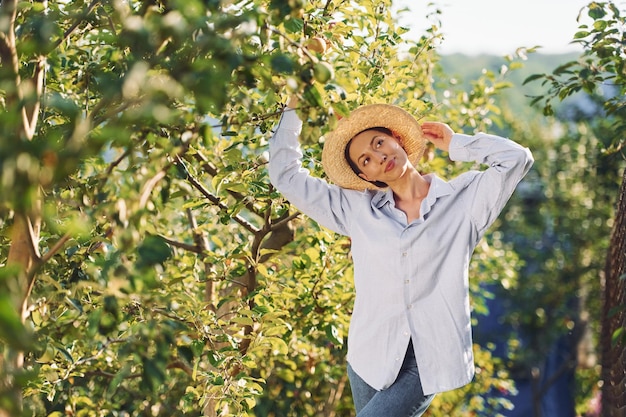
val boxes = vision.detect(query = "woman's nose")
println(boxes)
[374,152,387,164]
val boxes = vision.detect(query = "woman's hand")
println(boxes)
[421,121,454,152]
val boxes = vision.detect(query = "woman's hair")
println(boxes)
[344,127,391,189]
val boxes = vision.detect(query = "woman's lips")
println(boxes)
[385,158,395,172]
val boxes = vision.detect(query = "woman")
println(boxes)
[268,100,533,416]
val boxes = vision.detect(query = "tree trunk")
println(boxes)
[0,0,45,413]
[1,213,41,417]
[601,167,626,417]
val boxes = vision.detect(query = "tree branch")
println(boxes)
[271,211,300,232]
[186,206,210,252]
[98,148,131,190]
[177,156,259,234]
[90,96,142,128]
[22,57,46,139]
[158,234,202,254]
[50,0,101,52]
[40,233,72,264]
[0,0,18,73]
[208,108,286,130]
[190,152,264,218]
[265,24,318,64]
[139,168,169,209]
[24,215,42,261]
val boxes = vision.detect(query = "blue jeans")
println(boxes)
[347,341,435,417]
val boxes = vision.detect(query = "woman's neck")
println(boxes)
[389,169,430,204]
[388,169,430,223]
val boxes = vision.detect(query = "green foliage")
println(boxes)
[524,4,626,411]
[438,51,581,128]
[494,118,622,412]
[426,346,516,417]
[525,1,625,153]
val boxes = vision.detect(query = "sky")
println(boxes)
[393,0,600,55]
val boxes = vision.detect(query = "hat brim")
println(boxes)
[321,104,426,190]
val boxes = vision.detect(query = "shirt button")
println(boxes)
[401,252,408,257]
[395,357,401,362]
[404,331,409,336]
[407,304,412,309]
[404,279,410,284]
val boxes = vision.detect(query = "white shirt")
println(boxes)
[268,109,534,395]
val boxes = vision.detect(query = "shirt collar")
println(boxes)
[371,174,454,210]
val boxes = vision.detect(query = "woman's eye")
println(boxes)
[376,139,383,147]
[363,158,369,166]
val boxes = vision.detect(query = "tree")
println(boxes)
[0,0,536,416]
[526,2,626,416]
[0,0,301,414]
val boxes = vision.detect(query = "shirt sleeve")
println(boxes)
[268,108,361,236]
[448,132,534,235]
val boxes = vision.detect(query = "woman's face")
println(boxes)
[347,129,409,184]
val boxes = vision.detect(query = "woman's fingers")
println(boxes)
[421,122,453,151]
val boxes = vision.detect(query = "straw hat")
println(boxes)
[321,104,426,190]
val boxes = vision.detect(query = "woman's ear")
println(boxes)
[358,172,370,181]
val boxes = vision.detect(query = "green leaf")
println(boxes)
[107,363,132,399]
[283,17,304,34]
[270,54,294,74]
[137,234,173,268]
[53,343,74,363]
[65,297,83,313]
[611,327,624,347]
[523,73,544,85]
[593,20,608,31]
[253,305,270,315]
[574,30,590,39]
[178,345,194,364]
[266,336,288,355]
[332,101,350,118]
[303,84,323,108]
[231,316,254,326]
[553,61,577,75]
[207,350,223,367]
[588,3,607,19]
[211,375,225,386]
[142,357,166,392]
[325,323,343,345]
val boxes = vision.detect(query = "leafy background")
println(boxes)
[0,1,624,416]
